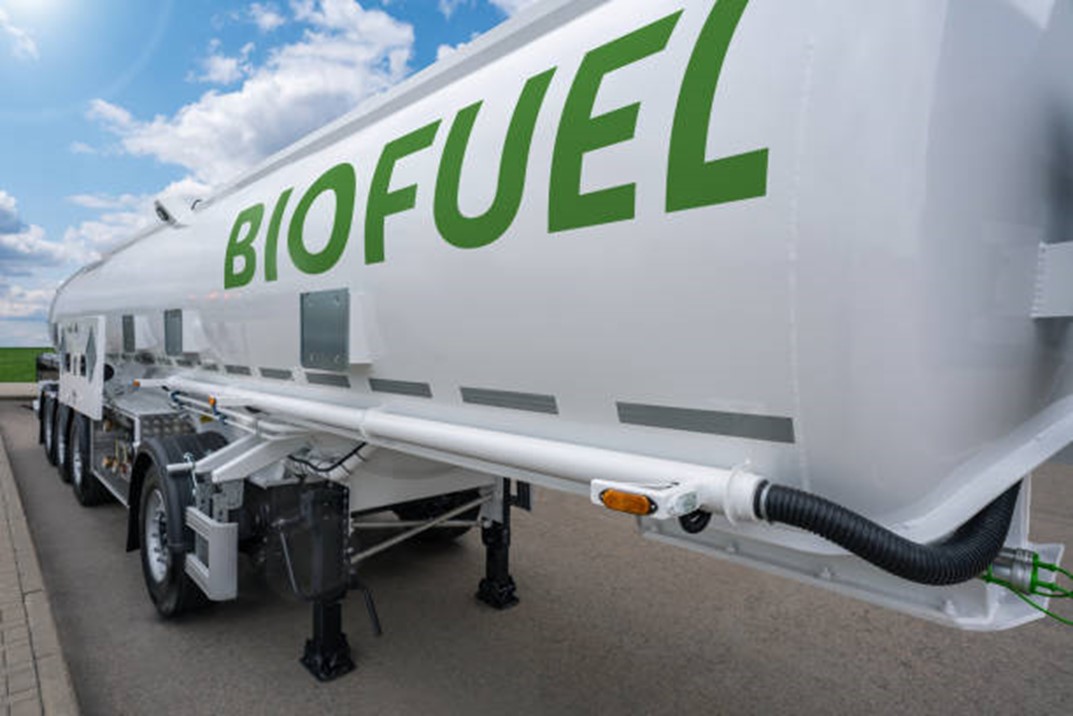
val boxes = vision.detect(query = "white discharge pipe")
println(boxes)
[147,377,764,523]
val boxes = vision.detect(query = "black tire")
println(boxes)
[70,414,109,506]
[42,393,57,465]
[138,464,206,617]
[37,389,48,445]
[391,489,481,542]
[55,405,72,483]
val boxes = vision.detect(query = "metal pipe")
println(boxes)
[151,376,765,521]
[351,520,480,529]
[351,495,489,562]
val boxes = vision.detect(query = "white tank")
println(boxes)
[51,0,1073,587]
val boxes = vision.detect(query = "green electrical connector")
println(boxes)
[980,548,1073,626]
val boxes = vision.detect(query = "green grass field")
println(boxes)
[0,347,50,382]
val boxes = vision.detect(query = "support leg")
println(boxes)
[287,482,355,681]
[476,479,519,609]
[302,598,355,681]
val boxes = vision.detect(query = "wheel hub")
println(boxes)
[72,438,83,486]
[144,490,171,583]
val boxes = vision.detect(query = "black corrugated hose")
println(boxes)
[755,481,1021,586]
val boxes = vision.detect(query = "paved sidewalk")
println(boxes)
[0,388,36,401]
[0,430,79,715]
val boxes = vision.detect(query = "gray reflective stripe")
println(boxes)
[616,402,795,444]
[461,387,558,414]
[308,372,351,388]
[369,378,432,398]
[164,309,182,356]
[225,365,251,376]
[260,367,293,380]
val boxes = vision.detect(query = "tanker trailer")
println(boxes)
[38,0,1073,679]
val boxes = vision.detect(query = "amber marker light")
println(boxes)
[131,380,141,388]
[208,396,218,409]
[599,489,657,516]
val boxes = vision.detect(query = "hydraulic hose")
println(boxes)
[755,481,1021,586]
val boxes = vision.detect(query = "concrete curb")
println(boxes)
[0,430,80,715]
[0,386,37,401]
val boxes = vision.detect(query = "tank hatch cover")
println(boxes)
[301,289,349,371]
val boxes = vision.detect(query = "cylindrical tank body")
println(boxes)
[51,0,1073,543]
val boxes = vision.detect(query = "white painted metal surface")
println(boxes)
[184,507,239,601]
[47,0,1073,628]
[57,316,105,421]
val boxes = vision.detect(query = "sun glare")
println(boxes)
[3,0,60,22]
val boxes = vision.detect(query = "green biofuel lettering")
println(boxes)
[224,0,766,289]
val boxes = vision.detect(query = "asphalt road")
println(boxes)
[2,400,1073,716]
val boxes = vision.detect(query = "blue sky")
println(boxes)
[0,0,536,346]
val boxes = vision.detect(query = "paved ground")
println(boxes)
[0,388,36,401]
[0,406,79,716]
[2,399,1073,715]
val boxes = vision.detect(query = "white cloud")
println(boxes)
[67,193,143,211]
[436,40,470,62]
[488,0,541,16]
[0,8,38,61]
[2,182,208,283]
[0,283,54,321]
[0,224,92,268]
[87,99,134,131]
[62,178,213,256]
[158,176,215,204]
[192,39,255,85]
[250,2,287,32]
[438,0,474,19]
[0,189,94,269]
[61,213,149,255]
[69,141,98,155]
[0,190,18,233]
[436,44,456,62]
[88,0,415,186]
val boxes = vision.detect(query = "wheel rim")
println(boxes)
[71,430,83,487]
[57,423,65,464]
[43,407,53,449]
[144,489,170,583]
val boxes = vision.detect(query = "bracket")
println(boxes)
[168,432,311,484]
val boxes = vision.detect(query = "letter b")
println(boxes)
[224,204,264,289]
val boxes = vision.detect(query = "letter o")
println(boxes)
[288,163,356,275]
